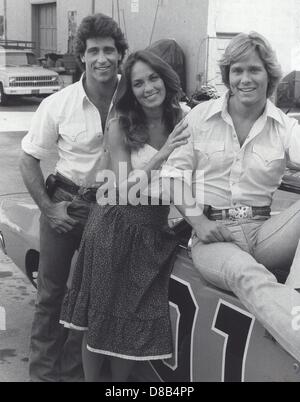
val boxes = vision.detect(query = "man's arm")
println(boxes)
[19,152,78,234]
[167,178,233,244]
[160,122,233,244]
[285,118,300,169]
[160,105,234,244]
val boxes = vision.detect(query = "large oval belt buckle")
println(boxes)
[229,206,251,220]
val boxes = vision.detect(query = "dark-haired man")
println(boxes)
[20,13,128,382]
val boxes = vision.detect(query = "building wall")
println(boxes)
[207,0,298,91]
[56,0,92,54]
[92,0,210,95]
[291,0,300,71]
[5,0,30,40]
[4,0,300,95]
[3,0,209,94]
[0,2,3,39]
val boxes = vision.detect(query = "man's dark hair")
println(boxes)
[75,13,128,71]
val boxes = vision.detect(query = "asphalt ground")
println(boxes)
[0,250,35,382]
[0,96,55,381]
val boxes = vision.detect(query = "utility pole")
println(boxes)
[3,0,7,41]
[116,0,120,25]
[91,0,95,14]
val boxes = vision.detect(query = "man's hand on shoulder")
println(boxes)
[44,201,78,234]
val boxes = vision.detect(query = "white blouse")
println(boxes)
[131,143,165,202]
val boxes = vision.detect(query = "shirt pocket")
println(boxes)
[59,121,87,142]
[252,143,284,166]
[194,140,225,159]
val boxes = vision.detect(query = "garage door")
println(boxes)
[32,2,57,56]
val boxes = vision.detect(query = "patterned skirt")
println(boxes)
[60,203,179,360]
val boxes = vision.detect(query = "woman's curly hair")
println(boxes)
[116,50,183,150]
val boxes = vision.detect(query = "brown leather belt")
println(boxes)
[206,205,271,221]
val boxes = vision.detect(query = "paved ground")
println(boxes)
[0,97,41,132]
[0,250,35,382]
[0,97,42,381]
[0,97,58,195]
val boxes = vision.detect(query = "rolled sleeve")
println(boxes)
[21,97,59,160]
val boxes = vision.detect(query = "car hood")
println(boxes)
[0,194,40,249]
[0,65,58,76]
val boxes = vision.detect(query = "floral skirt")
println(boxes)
[60,203,179,360]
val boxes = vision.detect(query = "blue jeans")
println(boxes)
[192,199,300,362]
[29,185,93,382]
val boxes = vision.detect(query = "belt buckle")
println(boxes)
[228,206,252,221]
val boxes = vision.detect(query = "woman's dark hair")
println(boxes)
[75,13,128,71]
[116,50,182,150]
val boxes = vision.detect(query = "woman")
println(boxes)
[60,50,190,381]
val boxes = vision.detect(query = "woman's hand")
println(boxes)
[159,119,190,160]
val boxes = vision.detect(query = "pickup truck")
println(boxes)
[0,47,61,105]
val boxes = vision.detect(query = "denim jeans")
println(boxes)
[29,185,93,382]
[192,199,300,362]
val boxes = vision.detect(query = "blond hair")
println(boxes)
[219,31,282,98]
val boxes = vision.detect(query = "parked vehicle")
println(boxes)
[0,40,61,105]
[0,182,300,381]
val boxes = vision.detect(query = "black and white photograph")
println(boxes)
[0,0,300,384]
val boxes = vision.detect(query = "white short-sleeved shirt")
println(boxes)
[22,74,120,187]
[161,91,300,209]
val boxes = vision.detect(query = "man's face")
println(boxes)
[82,37,121,85]
[229,49,269,107]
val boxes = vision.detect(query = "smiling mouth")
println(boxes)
[95,66,110,72]
[239,88,256,93]
[145,92,159,99]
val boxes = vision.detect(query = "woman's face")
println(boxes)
[130,60,166,111]
[229,49,268,107]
